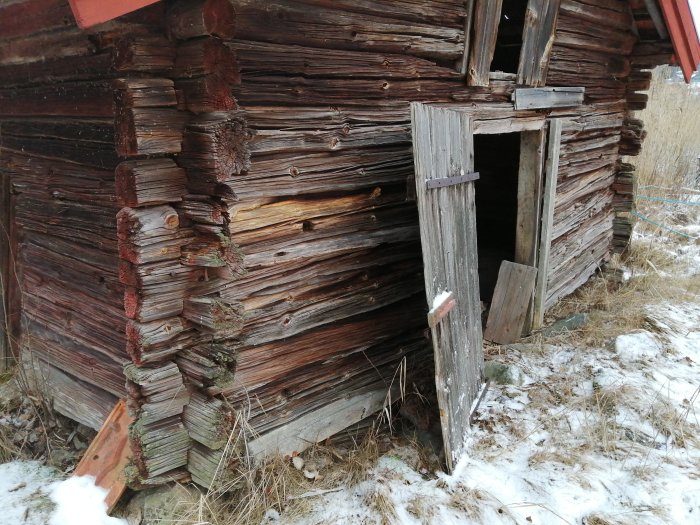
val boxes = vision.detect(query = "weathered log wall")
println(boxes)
[0,0,674,488]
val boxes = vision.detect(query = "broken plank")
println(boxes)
[74,400,133,512]
[484,261,538,344]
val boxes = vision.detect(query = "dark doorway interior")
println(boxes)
[492,0,528,73]
[473,132,521,302]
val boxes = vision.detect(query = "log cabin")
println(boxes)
[0,0,698,487]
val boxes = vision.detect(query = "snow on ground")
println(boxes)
[0,463,126,525]
[1,206,698,525]
[280,208,700,525]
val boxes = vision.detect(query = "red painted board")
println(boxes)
[658,0,700,82]
[68,0,161,28]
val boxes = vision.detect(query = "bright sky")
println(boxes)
[691,0,700,35]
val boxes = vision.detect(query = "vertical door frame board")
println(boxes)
[515,128,547,267]
[0,170,9,371]
[533,118,563,328]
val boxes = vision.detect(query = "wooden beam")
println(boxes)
[515,129,546,267]
[74,400,133,512]
[247,389,388,458]
[512,87,585,111]
[533,119,563,328]
[517,0,562,86]
[467,0,503,87]
[459,0,476,75]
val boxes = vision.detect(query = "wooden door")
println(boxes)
[411,104,484,472]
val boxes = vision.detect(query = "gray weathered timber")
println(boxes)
[533,119,563,328]
[515,129,546,267]
[411,103,483,472]
[484,261,538,344]
[512,87,585,110]
[459,0,476,75]
[247,389,388,459]
[0,170,9,371]
[467,0,502,87]
[517,0,562,86]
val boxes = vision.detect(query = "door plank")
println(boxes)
[411,103,483,472]
[484,261,538,344]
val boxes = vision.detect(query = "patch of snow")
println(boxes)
[0,461,61,525]
[431,290,452,310]
[615,331,664,361]
[49,476,127,525]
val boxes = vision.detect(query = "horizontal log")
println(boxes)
[182,392,234,449]
[124,285,186,322]
[0,0,75,41]
[4,151,118,205]
[22,355,116,431]
[126,317,197,365]
[0,52,115,87]
[229,300,424,391]
[554,13,637,56]
[175,75,238,113]
[167,0,237,40]
[21,315,126,397]
[114,78,178,108]
[125,362,189,425]
[177,196,226,225]
[114,35,176,72]
[233,76,465,106]
[181,235,244,273]
[130,417,191,478]
[116,159,188,208]
[179,112,251,181]
[0,81,113,117]
[182,296,244,335]
[229,0,464,61]
[225,146,413,199]
[231,40,462,80]
[0,118,118,168]
[174,37,239,84]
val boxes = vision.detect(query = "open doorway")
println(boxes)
[474,132,520,302]
[473,128,546,309]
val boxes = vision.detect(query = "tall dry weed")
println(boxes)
[633,66,700,193]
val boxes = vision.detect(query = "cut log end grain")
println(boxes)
[168,0,237,40]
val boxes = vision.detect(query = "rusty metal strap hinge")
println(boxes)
[426,171,480,190]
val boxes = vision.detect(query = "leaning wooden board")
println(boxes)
[484,261,538,345]
[74,399,133,512]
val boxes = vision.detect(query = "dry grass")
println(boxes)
[633,66,700,192]
[171,414,388,525]
[545,237,699,347]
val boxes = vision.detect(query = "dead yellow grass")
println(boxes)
[633,66,700,192]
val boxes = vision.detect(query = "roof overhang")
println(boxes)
[658,0,700,81]
[68,0,161,28]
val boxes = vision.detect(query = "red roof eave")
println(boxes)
[658,0,700,82]
[68,0,161,29]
